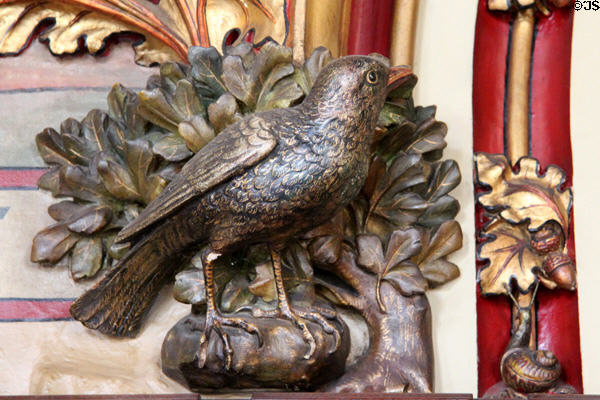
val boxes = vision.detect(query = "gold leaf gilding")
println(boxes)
[0,0,289,65]
[475,153,574,295]
[478,218,555,295]
[475,153,572,233]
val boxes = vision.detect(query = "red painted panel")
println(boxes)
[530,7,574,180]
[472,0,511,156]
[0,299,73,321]
[346,0,394,57]
[0,168,45,188]
[530,6,582,393]
[472,0,512,396]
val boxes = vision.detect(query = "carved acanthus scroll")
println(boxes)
[0,0,289,65]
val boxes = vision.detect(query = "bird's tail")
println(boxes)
[70,235,179,337]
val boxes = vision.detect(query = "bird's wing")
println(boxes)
[115,115,277,243]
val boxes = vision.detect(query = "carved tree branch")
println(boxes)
[316,278,365,310]
[318,246,433,393]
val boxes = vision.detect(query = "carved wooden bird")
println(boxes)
[70,55,410,368]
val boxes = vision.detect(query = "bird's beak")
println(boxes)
[386,65,416,96]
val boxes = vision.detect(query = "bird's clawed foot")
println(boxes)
[252,305,341,358]
[196,311,262,371]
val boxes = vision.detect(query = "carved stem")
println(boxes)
[333,248,374,299]
[506,8,534,164]
[506,7,537,351]
[389,0,419,67]
[304,0,346,58]
[316,279,364,310]
[292,0,306,64]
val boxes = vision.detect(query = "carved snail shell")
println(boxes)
[500,347,562,392]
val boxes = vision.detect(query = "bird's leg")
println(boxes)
[271,249,315,358]
[254,248,341,358]
[196,250,262,371]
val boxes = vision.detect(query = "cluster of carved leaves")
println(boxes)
[32,39,462,313]
[0,0,284,65]
[475,153,573,295]
[298,80,463,312]
[353,220,462,312]
[174,243,314,313]
[31,41,324,286]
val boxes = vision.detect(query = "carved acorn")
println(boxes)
[501,347,562,393]
[543,252,577,291]
[530,224,562,254]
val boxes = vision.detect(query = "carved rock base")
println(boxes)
[161,309,350,391]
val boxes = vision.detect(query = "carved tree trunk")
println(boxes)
[318,248,434,393]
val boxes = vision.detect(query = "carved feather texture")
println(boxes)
[115,114,277,243]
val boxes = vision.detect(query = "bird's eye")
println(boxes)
[366,70,378,85]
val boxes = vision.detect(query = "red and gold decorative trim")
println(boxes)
[0,0,292,65]
[473,0,582,396]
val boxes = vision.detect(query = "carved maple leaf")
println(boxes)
[478,218,557,295]
[475,153,572,234]
[0,0,285,65]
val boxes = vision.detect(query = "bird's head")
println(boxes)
[303,54,412,123]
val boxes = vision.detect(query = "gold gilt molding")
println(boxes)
[487,0,572,163]
[390,0,418,67]
[0,0,291,65]
[303,0,350,59]
[506,7,535,163]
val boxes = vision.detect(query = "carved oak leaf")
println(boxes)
[70,237,104,280]
[386,109,448,162]
[222,41,303,111]
[174,267,206,305]
[207,93,242,133]
[296,46,333,94]
[416,159,461,227]
[0,1,181,65]
[478,218,557,295]
[31,203,114,280]
[413,220,462,288]
[32,102,169,278]
[475,153,572,233]
[363,153,427,237]
[248,243,315,303]
[248,261,277,302]
[356,229,425,312]
[137,62,217,156]
[0,0,284,65]
[304,211,346,265]
[174,252,256,309]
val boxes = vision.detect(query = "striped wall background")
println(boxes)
[0,40,192,394]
